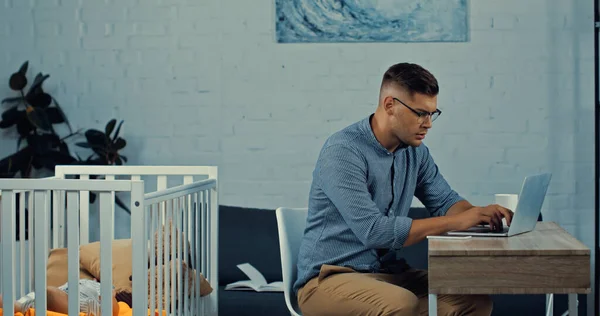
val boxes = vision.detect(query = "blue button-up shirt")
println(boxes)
[294,114,464,294]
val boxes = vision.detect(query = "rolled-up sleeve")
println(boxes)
[415,145,465,217]
[317,144,413,249]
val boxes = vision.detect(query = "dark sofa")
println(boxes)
[218,205,587,316]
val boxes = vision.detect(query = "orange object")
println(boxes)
[0,302,166,316]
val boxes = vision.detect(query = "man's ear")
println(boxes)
[382,96,395,115]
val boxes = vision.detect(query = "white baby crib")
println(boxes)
[0,165,219,316]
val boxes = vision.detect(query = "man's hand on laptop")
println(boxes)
[451,205,514,232]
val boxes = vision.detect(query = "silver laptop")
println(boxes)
[447,173,552,237]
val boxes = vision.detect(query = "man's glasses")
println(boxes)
[393,97,442,123]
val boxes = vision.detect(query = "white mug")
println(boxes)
[495,194,518,226]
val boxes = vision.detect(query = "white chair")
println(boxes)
[275,207,308,316]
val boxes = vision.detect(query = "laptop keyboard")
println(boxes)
[454,226,509,234]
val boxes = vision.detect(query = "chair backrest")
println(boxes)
[275,207,308,316]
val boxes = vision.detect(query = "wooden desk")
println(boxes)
[427,222,590,316]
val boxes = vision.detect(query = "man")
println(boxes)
[294,63,513,316]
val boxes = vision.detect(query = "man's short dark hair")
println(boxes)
[381,63,439,96]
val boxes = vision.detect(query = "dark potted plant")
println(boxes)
[0,61,78,178]
[0,61,131,239]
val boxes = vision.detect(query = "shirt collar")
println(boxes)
[359,114,407,156]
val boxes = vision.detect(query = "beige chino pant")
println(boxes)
[297,264,493,316]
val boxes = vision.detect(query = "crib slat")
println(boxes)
[57,190,66,247]
[157,175,167,191]
[203,189,209,314]
[2,191,16,316]
[157,201,164,315]
[19,192,26,296]
[165,199,172,314]
[52,189,65,249]
[202,190,207,281]
[28,191,34,292]
[183,175,193,313]
[206,189,211,288]
[157,176,167,226]
[0,194,2,296]
[67,191,80,316]
[79,175,90,244]
[209,167,219,315]
[130,181,146,316]
[52,190,58,249]
[34,190,48,316]
[150,204,157,316]
[195,191,201,314]
[46,190,51,256]
[209,185,218,306]
[171,199,178,314]
[99,191,114,316]
[177,196,183,315]
[205,188,211,315]
[106,176,116,239]
[183,194,190,316]
[191,192,198,314]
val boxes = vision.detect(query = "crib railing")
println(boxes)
[54,165,217,244]
[54,165,219,316]
[0,178,145,316]
[144,178,218,316]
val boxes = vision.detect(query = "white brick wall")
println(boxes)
[0,1,595,249]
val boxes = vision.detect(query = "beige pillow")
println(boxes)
[79,239,134,293]
[46,248,94,288]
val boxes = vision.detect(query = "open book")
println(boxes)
[225,263,284,292]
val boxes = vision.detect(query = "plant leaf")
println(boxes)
[46,107,65,124]
[51,98,73,134]
[16,115,34,136]
[115,156,123,165]
[25,73,50,100]
[120,155,127,163]
[115,195,131,215]
[28,93,52,108]
[1,105,19,120]
[1,97,23,105]
[75,142,91,148]
[41,150,77,170]
[105,119,116,138]
[113,137,126,150]
[85,129,108,146]
[59,141,70,155]
[112,120,124,142]
[30,73,49,90]
[18,61,29,75]
[9,73,27,91]
[0,107,21,128]
[25,106,52,132]
[16,136,25,151]
[84,129,109,157]
[116,198,131,214]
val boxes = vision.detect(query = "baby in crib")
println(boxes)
[0,278,119,316]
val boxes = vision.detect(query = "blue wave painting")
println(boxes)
[275,0,468,43]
